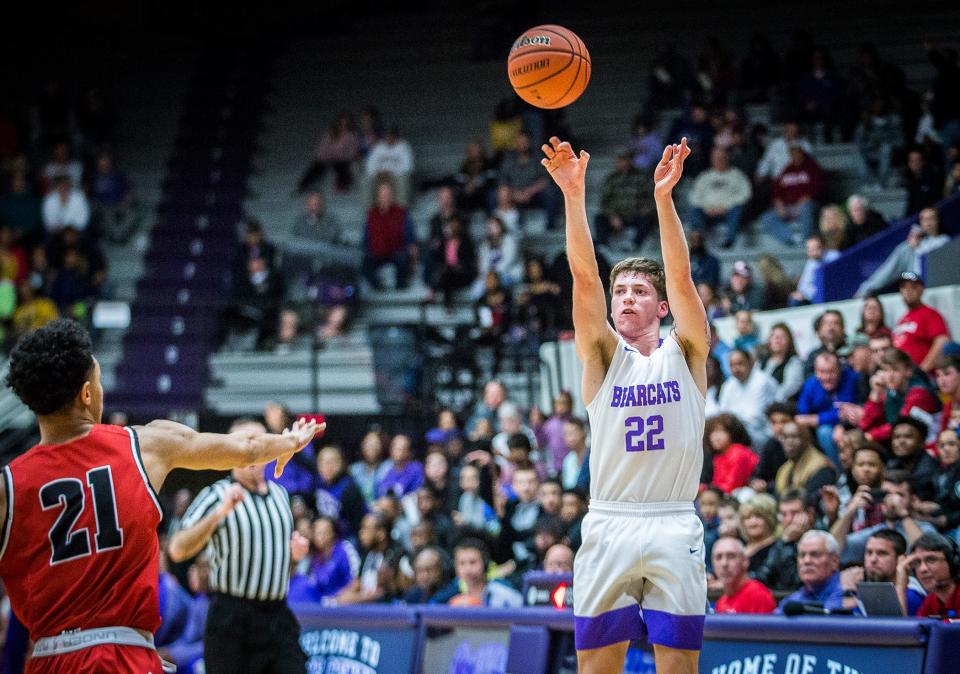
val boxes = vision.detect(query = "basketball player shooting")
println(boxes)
[541,137,708,674]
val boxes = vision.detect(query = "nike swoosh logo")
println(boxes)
[689,547,699,554]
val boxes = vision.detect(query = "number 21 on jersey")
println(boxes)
[625,415,665,452]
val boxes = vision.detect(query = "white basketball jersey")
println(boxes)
[585,333,705,503]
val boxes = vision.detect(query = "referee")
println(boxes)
[169,419,310,674]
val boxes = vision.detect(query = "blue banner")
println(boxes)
[700,642,924,674]
[299,626,419,674]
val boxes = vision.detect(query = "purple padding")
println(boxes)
[644,609,704,651]
[574,605,645,650]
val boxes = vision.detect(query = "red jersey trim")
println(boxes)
[0,466,12,561]
[124,427,163,518]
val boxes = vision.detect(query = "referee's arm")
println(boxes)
[168,484,244,563]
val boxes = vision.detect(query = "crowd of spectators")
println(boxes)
[0,87,135,352]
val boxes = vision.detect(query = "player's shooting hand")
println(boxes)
[653,137,691,199]
[275,418,325,478]
[541,136,590,197]
[216,484,245,521]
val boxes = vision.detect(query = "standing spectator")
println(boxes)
[288,517,360,603]
[594,149,654,248]
[350,430,393,506]
[41,176,90,234]
[846,194,889,244]
[712,537,776,614]
[263,402,317,504]
[473,215,521,297]
[498,131,559,229]
[776,531,845,613]
[773,422,837,497]
[755,121,813,183]
[856,208,948,297]
[753,489,815,592]
[688,231,720,291]
[427,215,476,307]
[365,125,414,204]
[706,413,759,494]
[796,351,860,464]
[299,112,358,193]
[376,434,424,498]
[362,180,416,291]
[759,144,824,245]
[892,272,951,372]
[860,349,941,444]
[168,421,311,674]
[718,348,778,446]
[721,260,765,314]
[898,533,960,617]
[804,310,848,378]
[687,147,752,248]
[903,149,942,216]
[315,446,366,539]
[758,322,805,401]
[791,235,838,305]
[856,295,892,339]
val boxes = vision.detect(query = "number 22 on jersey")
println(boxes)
[625,415,665,452]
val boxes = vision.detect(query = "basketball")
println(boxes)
[507,24,591,109]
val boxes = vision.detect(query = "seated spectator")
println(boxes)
[263,402,317,503]
[299,112,358,193]
[42,176,90,234]
[455,140,495,212]
[491,401,539,463]
[11,279,58,339]
[804,309,848,378]
[774,422,837,497]
[356,106,383,158]
[594,148,654,248]
[776,531,845,613]
[436,539,522,608]
[414,486,454,550]
[666,103,713,175]
[706,413,758,494]
[721,260,765,314]
[790,235,837,306]
[848,530,926,616]
[687,147,752,248]
[155,567,192,648]
[732,310,760,355]
[335,513,400,605]
[537,479,563,520]
[0,173,43,247]
[887,418,940,500]
[499,467,542,566]
[560,488,587,551]
[855,101,902,189]
[489,98,522,162]
[759,144,824,245]
[422,187,461,282]
[89,151,133,243]
[892,272,951,372]
[629,113,664,172]
[287,192,357,269]
[361,179,416,290]
[818,205,850,254]
[472,215,521,298]
[822,443,886,534]
[688,230,720,291]
[514,255,563,348]
[376,434,424,499]
[861,349,940,444]
[753,488,814,592]
[756,254,793,310]
[712,537,776,614]
[755,121,813,184]
[705,351,726,416]
[365,125,414,204]
[492,184,520,233]
[159,555,211,673]
[288,517,360,603]
[846,194,888,244]
[41,141,83,191]
[934,356,960,438]
[542,543,574,574]
[466,379,508,435]
[699,486,723,562]
[48,247,96,319]
[856,208,949,297]
[698,282,726,322]
[739,494,779,573]
[796,48,841,142]
[316,446,366,538]
[903,149,941,216]
[717,348,778,446]
[750,402,793,493]
[856,295,892,339]
[835,469,937,565]
[758,323,805,401]
[423,449,458,514]
[898,533,960,617]
[403,545,453,604]
[498,131,559,230]
[796,351,860,465]
[560,417,588,489]
[453,464,501,536]
[427,215,476,307]
[350,430,393,506]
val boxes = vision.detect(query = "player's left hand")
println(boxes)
[653,137,691,199]
[275,417,326,478]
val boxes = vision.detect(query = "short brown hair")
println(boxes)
[609,257,667,302]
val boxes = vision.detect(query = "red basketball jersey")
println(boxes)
[0,425,162,641]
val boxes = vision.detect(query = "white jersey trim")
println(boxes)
[0,466,13,561]
[125,426,163,518]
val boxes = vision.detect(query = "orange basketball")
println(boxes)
[507,24,591,109]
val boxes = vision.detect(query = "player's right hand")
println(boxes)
[541,136,590,197]
[274,418,326,478]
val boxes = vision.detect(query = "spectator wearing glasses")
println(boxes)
[897,534,960,617]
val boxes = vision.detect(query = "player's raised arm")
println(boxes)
[653,138,709,394]
[135,417,324,490]
[541,137,618,378]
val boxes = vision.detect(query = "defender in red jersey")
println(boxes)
[0,320,323,673]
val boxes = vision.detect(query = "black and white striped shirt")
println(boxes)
[180,478,293,601]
